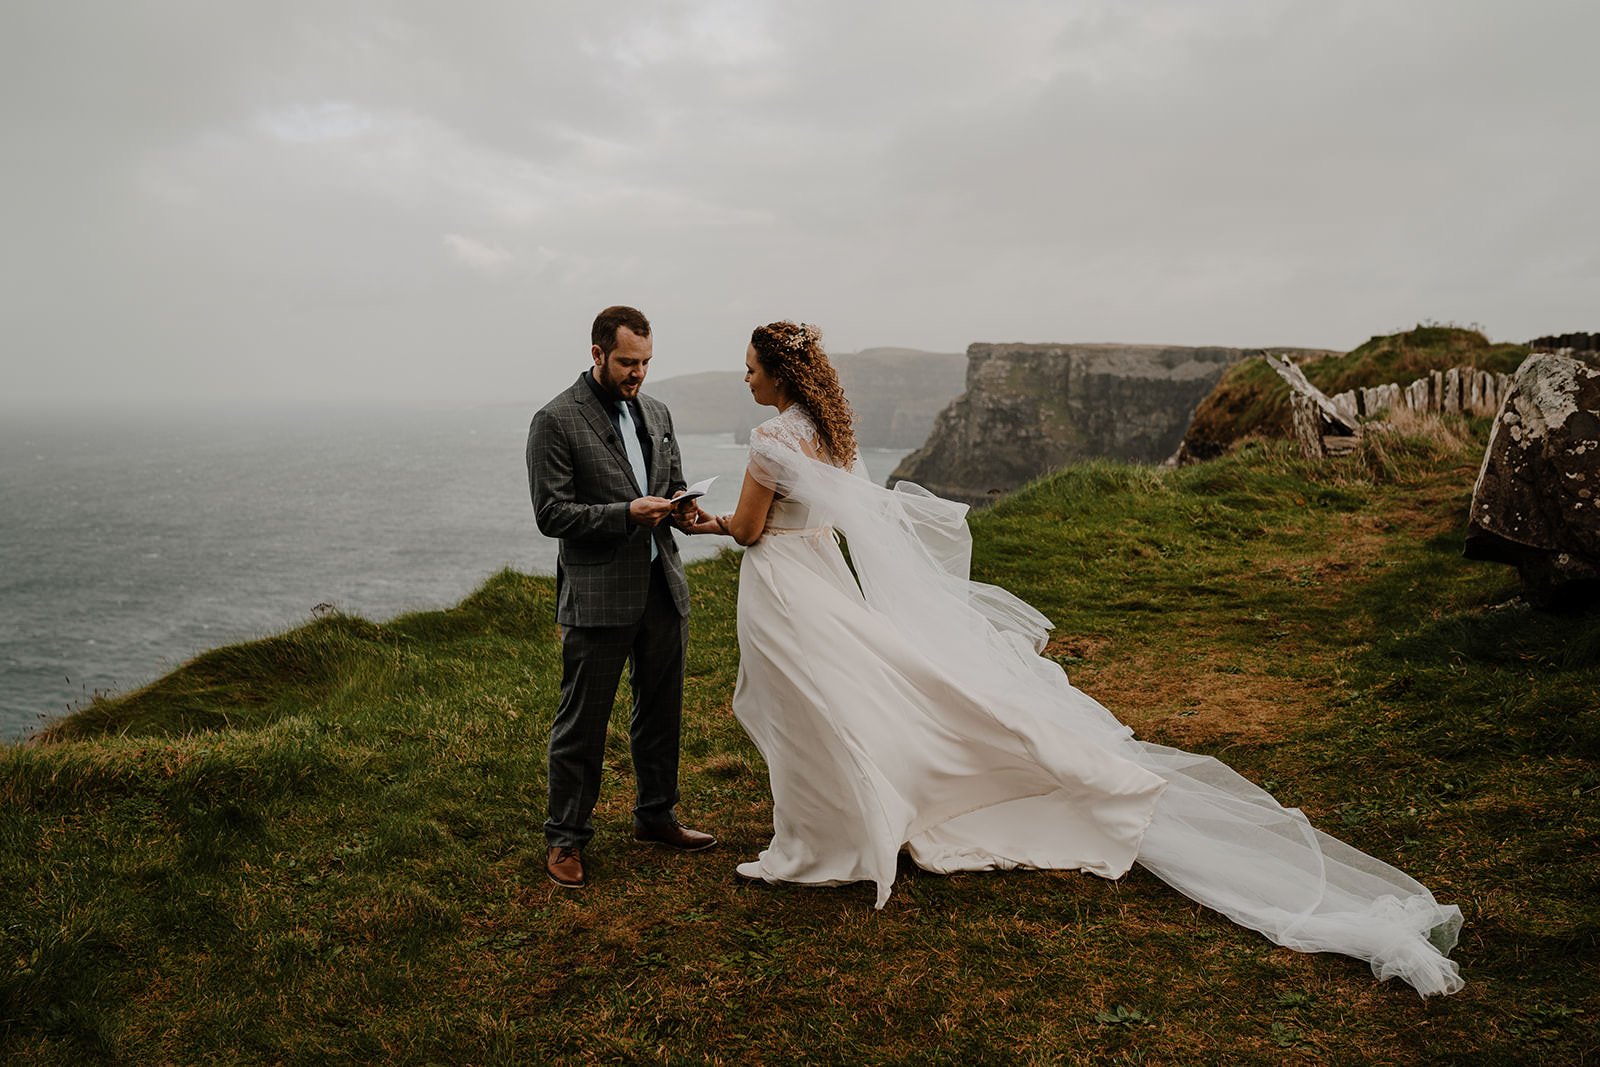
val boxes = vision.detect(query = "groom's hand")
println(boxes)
[629,496,675,527]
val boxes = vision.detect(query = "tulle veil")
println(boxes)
[744,427,1464,998]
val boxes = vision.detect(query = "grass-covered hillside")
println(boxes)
[4,415,1597,1063]
[1183,325,1529,460]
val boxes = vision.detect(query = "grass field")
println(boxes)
[3,415,1596,1064]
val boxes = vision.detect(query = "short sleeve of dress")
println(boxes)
[747,408,826,495]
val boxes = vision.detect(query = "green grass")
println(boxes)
[3,417,1597,1063]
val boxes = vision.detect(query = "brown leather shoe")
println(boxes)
[546,846,585,887]
[633,820,717,852]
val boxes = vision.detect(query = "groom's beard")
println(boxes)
[594,359,644,400]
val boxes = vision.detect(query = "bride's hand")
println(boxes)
[682,513,727,536]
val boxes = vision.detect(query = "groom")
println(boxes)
[526,305,716,889]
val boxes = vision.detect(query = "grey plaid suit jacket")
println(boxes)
[527,373,690,627]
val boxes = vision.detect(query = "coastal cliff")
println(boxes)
[890,343,1268,504]
[647,347,965,449]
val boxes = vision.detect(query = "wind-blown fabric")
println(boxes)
[731,406,1463,997]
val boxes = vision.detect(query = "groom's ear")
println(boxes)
[591,344,605,367]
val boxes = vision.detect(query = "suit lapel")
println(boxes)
[570,375,642,493]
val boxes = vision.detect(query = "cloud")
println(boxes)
[606,1,780,69]
[259,101,376,144]
[2,0,1596,409]
[444,234,514,275]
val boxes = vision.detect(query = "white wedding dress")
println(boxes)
[728,406,1464,997]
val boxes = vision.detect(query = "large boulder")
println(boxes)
[1464,354,1600,609]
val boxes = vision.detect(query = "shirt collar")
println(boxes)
[582,368,611,406]
[583,368,640,416]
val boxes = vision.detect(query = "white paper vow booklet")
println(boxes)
[672,476,716,502]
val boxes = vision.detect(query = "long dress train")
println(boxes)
[729,406,1463,997]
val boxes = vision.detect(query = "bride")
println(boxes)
[681,320,1463,997]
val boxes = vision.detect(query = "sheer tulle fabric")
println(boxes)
[731,410,1463,997]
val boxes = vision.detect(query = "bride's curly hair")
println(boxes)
[751,321,857,466]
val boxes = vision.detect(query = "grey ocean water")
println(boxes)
[0,406,910,741]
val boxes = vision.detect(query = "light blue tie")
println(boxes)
[617,401,657,561]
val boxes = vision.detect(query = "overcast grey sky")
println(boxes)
[4,1,1596,409]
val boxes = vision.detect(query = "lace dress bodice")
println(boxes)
[751,404,827,460]
[750,406,840,531]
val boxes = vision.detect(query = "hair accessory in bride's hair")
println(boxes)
[786,322,817,357]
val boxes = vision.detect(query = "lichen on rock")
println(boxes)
[1465,353,1600,609]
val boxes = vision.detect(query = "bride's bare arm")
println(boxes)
[682,468,773,545]
[722,469,776,545]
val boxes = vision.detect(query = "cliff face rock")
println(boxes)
[646,348,965,450]
[890,343,1261,504]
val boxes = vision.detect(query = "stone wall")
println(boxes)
[1327,365,1514,423]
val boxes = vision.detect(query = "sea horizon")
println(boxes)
[0,405,909,741]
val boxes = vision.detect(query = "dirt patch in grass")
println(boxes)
[1043,633,1111,660]
[1077,654,1328,747]
[1064,502,1421,747]
[1059,443,1501,753]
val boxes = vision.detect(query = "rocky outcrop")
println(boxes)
[1465,354,1600,609]
[646,348,965,450]
[889,343,1262,504]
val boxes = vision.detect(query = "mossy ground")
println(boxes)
[1184,325,1530,458]
[3,416,1596,1064]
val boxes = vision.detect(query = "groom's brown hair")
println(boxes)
[592,306,651,356]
